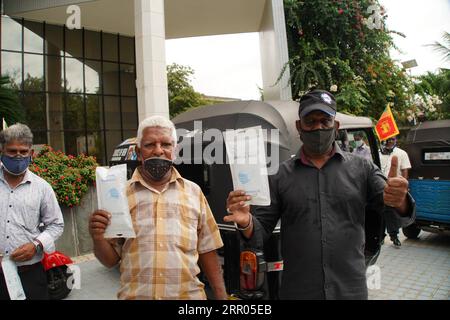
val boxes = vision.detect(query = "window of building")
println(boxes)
[1,16,22,51]
[24,53,44,91]
[24,20,44,54]
[45,24,64,56]
[1,51,22,88]
[1,16,138,165]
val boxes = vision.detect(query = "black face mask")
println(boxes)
[300,128,336,155]
[142,157,172,181]
[381,146,395,155]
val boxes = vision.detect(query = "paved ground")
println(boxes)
[65,231,449,300]
[368,231,449,300]
[65,254,120,300]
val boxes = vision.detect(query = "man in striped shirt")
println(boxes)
[1,123,64,300]
[89,116,227,300]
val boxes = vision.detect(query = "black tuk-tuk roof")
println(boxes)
[173,100,292,152]
[173,100,290,134]
[173,100,373,129]
[110,100,375,164]
[405,120,450,180]
[172,100,373,154]
[406,120,450,144]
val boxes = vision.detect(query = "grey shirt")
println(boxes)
[0,167,64,266]
[245,144,415,299]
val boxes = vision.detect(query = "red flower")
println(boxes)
[65,196,69,201]
[338,8,344,14]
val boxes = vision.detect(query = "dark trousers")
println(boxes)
[382,219,399,237]
[0,263,49,300]
[387,226,399,237]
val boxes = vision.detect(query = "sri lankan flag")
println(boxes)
[375,104,399,141]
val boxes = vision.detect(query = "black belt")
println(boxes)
[0,262,42,274]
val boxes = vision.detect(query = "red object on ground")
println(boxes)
[41,251,73,271]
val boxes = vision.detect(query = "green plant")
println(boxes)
[167,63,208,118]
[29,145,98,207]
[281,0,414,120]
[413,69,450,121]
[427,31,450,63]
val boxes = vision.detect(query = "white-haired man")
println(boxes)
[0,123,64,300]
[89,115,227,300]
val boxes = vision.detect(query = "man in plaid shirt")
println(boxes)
[89,116,227,300]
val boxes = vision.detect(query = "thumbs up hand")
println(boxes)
[383,156,408,208]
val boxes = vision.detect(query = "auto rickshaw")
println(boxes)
[402,120,450,238]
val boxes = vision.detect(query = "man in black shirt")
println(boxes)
[225,89,415,299]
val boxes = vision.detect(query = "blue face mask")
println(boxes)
[1,154,31,175]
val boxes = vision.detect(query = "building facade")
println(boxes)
[1,15,138,164]
[1,0,291,164]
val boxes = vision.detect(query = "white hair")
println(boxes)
[136,115,177,147]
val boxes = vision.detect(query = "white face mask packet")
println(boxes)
[1,256,26,300]
[96,164,136,238]
[224,126,271,206]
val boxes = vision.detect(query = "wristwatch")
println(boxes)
[32,239,43,254]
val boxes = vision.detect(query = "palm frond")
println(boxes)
[425,32,450,62]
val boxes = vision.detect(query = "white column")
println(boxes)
[259,0,292,101]
[134,0,169,121]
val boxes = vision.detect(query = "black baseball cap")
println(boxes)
[298,89,337,118]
